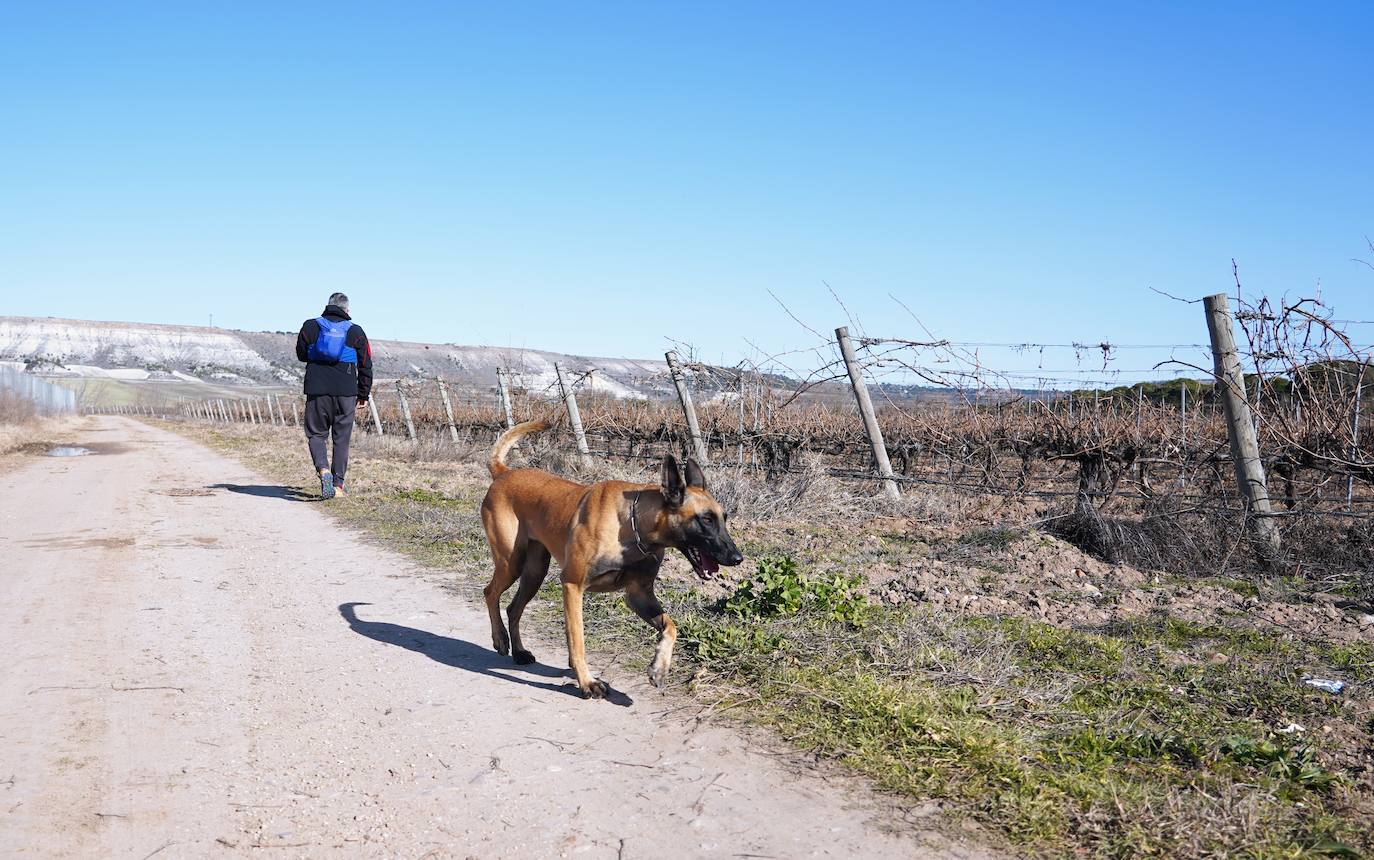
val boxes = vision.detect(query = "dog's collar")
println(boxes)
[630,490,654,557]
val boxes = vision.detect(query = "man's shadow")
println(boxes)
[210,483,315,502]
[338,602,632,706]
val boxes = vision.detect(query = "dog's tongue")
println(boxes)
[702,553,720,575]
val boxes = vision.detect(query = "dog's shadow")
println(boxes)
[338,603,633,706]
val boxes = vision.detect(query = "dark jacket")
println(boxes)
[296,305,373,400]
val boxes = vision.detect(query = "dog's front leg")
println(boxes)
[625,575,675,689]
[561,580,607,699]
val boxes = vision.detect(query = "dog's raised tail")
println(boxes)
[489,420,550,477]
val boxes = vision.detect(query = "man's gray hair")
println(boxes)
[328,292,350,311]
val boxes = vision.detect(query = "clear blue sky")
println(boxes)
[1,2,1370,384]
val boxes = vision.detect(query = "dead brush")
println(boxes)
[1044,489,1264,577]
[0,388,38,425]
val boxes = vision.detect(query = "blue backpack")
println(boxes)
[307,317,357,364]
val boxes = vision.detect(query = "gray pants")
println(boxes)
[304,395,357,483]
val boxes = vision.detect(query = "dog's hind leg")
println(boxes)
[625,574,676,689]
[483,553,520,655]
[481,513,523,656]
[506,540,551,665]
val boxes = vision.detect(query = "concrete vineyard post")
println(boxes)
[1202,293,1280,554]
[369,394,384,435]
[1178,385,1188,489]
[737,375,746,465]
[496,368,515,429]
[665,351,709,464]
[1349,364,1365,510]
[436,377,459,444]
[835,326,900,499]
[396,381,417,442]
[1180,385,1187,441]
[554,363,591,465]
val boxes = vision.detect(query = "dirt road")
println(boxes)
[0,417,987,858]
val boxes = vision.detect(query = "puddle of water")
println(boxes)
[46,446,96,457]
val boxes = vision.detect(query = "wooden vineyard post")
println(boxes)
[1203,293,1280,554]
[835,326,900,499]
[369,393,384,436]
[436,377,459,444]
[495,368,515,428]
[396,381,417,442]
[554,363,591,465]
[289,397,299,427]
[665,351,709,464]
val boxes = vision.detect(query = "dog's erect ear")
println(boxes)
[661,455,686,507]
[684,458,707,490]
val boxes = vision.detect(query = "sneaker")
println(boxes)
[319,468,335,500]
[333,479,347,498]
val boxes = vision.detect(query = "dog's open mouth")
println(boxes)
[680,544,720,578]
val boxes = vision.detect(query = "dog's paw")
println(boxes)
[579,679,609,699]
[493,632,510,656]
[512,649,536,665]
[647,661,668,689]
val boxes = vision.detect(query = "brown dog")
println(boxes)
[479,420,744,698]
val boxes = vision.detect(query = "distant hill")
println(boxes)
[0,315,1045,408]
[0,316,677,400]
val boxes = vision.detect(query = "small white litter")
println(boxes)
[46,446,95,457]
[1277,723,1306,734]
[1302,678,1346,694]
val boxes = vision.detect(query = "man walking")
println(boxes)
[296,292,373,499]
